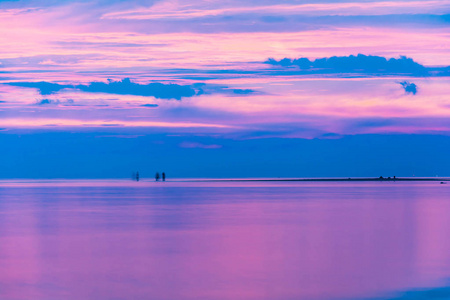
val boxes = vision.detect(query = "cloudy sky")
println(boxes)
[0,0,449,178]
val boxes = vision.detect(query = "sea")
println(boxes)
[0,179,449,300]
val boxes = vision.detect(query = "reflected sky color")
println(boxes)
[0,0,449,177]
[0,181,450,299]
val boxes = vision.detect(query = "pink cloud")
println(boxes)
[102,0,450,20]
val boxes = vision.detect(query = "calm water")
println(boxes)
[0,180,449,300]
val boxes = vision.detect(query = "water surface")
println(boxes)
[0,180,449,300]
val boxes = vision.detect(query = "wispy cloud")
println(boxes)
[102,0,450,20]
[0,118,232,129]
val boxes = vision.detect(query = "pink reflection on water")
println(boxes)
[0,182,449,299]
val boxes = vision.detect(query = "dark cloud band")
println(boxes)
[7,78,255,100]
[264,54,429,76]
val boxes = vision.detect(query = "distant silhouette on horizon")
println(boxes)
[379,176,397,180]
[155,172,160,181]
[162,172,166,181]
[131,171,140,181]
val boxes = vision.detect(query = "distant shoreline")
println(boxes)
[0,178,448,184]
[191,177,450,182]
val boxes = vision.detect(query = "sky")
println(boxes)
[0,0,449,179]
